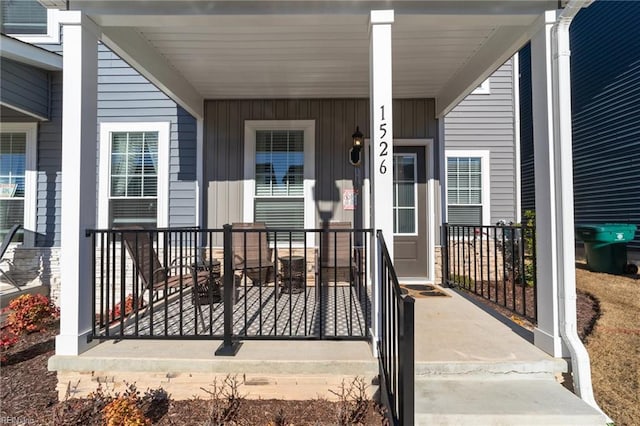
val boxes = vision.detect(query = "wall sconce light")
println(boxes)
[350,126,364,166]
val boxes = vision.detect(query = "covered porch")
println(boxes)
[47,0,605,422]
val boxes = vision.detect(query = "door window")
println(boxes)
[393,153,417,235]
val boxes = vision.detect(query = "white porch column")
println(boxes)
[531,10,564,357]
[369,10,394,346]
[56,12,99,356]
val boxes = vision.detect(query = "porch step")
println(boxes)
[414,376,606,425]
[48,340,379,401]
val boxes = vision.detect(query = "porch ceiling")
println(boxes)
[58,1,558,117]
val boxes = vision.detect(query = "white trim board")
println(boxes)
[98,122,170,229]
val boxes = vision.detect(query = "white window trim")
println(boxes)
[8,9,61,44]
[393,152,418,237]
[445,149,491,226]
[98,122,170,229]
[472,78,491,95]
[0,122,37,244]
[243,120,315,246]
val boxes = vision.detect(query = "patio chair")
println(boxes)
[0,224,22,289]
[232,222,274,286]
[319,222,360,286]
[120,228,212,328]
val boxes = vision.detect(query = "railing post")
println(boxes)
[215,224,242,356]
[400,296,415,426]
[442,224,449,286]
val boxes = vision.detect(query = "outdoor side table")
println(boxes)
[279,255,305,294]
[191,259,221,305]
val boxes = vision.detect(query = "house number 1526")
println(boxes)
[379,105,389,174]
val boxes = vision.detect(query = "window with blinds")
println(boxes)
[1,0,47,35]
[0,133,26,241]
[447,156,483,225]
[393,154,417,234]
[109,131,158,228]
[254,130,304,239]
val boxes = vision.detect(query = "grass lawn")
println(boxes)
[576,261,640,426]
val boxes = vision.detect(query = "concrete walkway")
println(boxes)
[413,286,565,375]
[410,286,606,425]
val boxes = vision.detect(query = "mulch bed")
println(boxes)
[1,322,387,425]
[0,324,59,425]
[575,290,600,342]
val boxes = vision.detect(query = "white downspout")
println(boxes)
[550,1,609,420]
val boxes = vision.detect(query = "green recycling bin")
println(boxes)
[575,223,637,274]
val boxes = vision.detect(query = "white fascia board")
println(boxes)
[0,35,62,71]
[435,25,532,118]
[101,27,204,120]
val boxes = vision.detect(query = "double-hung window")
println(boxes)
[244,121,315,244]
[1,0,60,43]
[99,123,169,229]
[446,150,490,225]
[0,123,36,243]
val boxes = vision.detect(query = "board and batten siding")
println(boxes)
[204,99,439,232]
[0,57,50,120]
[444,59,518,224]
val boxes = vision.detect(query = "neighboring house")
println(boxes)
[444,58,520,226]
[0,2,198,301]
[0,0,608,423]
[519,0,640,251]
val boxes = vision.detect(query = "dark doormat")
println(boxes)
[399,284,450,298]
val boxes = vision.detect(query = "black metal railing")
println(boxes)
[443,223,537,323]
[377,231,414,426]
[87,226,372,343]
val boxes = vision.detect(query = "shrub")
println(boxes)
[98,294,144,325]
[5,294,59,334]
[102,395,151,426]
[54,382,168,426]
[0,330,19,363]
